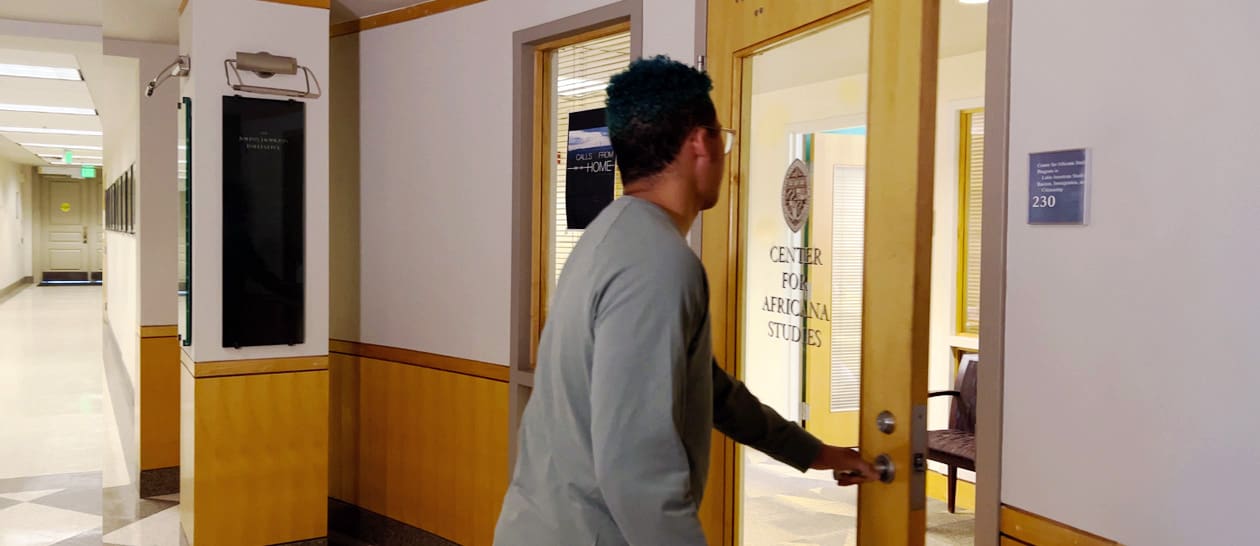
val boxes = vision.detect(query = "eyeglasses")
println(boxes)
[704,126,737,155]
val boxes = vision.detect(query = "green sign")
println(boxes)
[81,165,95,178]
[64,150,72,164]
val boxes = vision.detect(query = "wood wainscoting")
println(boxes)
[1001,505,1120,545]
[139,326,182,496]
[330,340,510,546]
[180,353,330,545]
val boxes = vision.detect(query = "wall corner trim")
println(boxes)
[330,0,487,38]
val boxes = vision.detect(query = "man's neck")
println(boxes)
[624,174,698,236]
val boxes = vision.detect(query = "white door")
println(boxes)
[40,178,94,281]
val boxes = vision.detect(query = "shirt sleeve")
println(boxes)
[589,259,709,545]
[712,358,823,472]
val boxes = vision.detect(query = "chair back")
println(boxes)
[950,355,979,433]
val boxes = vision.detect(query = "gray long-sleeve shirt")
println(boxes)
[495,197,821,546]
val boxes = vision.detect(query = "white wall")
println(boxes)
[0,157,32,289]
[97,39,178,385]
[181,0,329,362]
[356,0,696,365]
[102,53,141,385]
[105,39,178,328]
[107,232,138,381]
[1002,2,1260,544]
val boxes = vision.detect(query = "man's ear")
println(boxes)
[684,126,713,160]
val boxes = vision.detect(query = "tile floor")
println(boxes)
[742,450,976,545]
[0,286,105,546]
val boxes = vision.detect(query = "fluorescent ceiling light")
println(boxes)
[959,0,988,3]
[0,126,102,136]
[0,103,96,116]
[0,63,82,81]
[558,78,608,97]
[39,153,102,161]
[21,142,104,151]
[41,159,101,166]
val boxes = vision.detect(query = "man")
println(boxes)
[495,56,877,545]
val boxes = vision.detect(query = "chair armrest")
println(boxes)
[928,390,961,399]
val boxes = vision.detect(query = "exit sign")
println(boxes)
[81,165,95,178]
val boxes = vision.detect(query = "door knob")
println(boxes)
[876,411,896,434]
[874,454,895,484]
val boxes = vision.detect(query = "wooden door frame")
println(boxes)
[703,1,940,544]
[31,173,44,284]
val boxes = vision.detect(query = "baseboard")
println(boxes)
[272,538,328,546]
[40,271,97,285]
[180,524,328,546]
[926,469,977,511]
[1001,505,1118,545]
[139,466,180,498]
[0,276,31,304]
[329,498,459,546]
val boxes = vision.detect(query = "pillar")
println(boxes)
[178,0,330,544]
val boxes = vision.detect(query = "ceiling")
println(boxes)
[0,1,102,28]
[752,0,989,95]
[102,0,182,44]
[0,47,103,168]
[0,0,180,169]
[0,0,181,44]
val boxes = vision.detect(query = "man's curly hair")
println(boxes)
[605,55,717,184]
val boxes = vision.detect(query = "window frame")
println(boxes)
[510,1,643,469]
[956,107,984,337]
[528,20,635,372]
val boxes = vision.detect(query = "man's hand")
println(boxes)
[809,445,879,486]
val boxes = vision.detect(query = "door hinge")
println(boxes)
[696,55,706,72]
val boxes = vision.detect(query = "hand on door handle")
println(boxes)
[813,445,879,486]
[873,454,895,484]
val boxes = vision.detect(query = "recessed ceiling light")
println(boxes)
[0,126,103,136]
[21,142,104,151]
[0,63,82,81]
[0,103,96,116]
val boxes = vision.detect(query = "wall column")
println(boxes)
[178,0,330,543]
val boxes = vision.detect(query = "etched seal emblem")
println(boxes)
[781,158,810,233]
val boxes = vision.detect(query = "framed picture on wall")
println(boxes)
[127,166,135,233]
[126,168,133,233]
[106,184,114,230]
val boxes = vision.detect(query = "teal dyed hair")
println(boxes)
[605,55,716,183]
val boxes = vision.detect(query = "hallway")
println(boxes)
[0,285,105,545]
